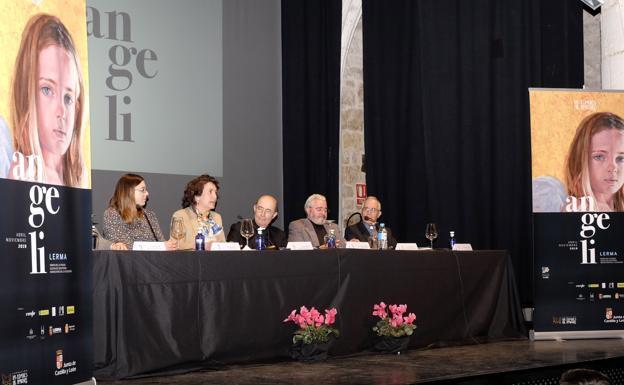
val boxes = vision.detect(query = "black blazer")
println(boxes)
[344,221,397,248]
[227,220,287,249]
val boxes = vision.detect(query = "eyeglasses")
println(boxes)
[255,205,275,215]
[363,207,379,213]
[135,187,148,194]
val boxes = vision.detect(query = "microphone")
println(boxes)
[346,212,362,226]
[363,216,378,227]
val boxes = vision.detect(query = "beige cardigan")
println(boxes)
[170,207,226,250]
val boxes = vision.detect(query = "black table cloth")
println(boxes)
[93,249,525,379]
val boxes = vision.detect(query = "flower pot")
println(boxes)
[290,340,331,362]
[374,335,410,354]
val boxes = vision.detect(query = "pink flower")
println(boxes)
[306,307,320,326]
[389,304,408,317]
[404,312,416,325]
[283,309,297,323]
[325,308,337,325]
[296,315,307,329]
[390,314,403,328]
[299,306,315,326]
[285,306,338,333]
[372,303,388,319]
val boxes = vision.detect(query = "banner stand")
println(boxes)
[530,88,624,341]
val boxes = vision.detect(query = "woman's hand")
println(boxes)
[110,242,128,250]
[164,239,178,251]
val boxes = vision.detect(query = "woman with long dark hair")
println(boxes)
[103,173,176,250]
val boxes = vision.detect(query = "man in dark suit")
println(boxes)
[345,196,397,248]
[288,193,345,248]
[227,194,287,249]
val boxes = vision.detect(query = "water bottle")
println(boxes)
[255,228,266,250]
[195,228,205,250]
[449,231,456,249]
[326,229,337,248]
[377,223,388,250]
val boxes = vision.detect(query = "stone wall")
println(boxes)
[339,6,365,228]
[601,0,624,89]
[584,7,601,89]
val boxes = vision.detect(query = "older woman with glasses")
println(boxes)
[102,173,177,250]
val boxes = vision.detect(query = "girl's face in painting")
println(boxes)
[588,128,624,197]
[36,44,79,158]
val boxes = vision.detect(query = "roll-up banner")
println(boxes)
[0,1,93,383]
[531,89,624,339]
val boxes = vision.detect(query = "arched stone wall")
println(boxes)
[339,0,365,228]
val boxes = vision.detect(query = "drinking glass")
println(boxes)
[170,217,186,247]
[425,223,438,249]
[240,219,254,249]
[368,235,378,249]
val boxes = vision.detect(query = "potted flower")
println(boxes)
[371,302,416,354]
[283,306,339,361]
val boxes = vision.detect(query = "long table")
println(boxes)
[93,249,526,379]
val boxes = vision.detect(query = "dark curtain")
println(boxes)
[281,0,342,226]
[362,0,583,304]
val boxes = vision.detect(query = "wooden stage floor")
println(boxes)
[97,339,624,385]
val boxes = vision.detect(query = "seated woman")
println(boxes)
[102,173,176,250]
[170,174,226,250]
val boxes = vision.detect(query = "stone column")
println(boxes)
[339,0,365,230]
[601,0,624,89]
[583,7,601,89]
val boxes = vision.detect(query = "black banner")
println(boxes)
[0,179,92,384]
[534,213,624,334]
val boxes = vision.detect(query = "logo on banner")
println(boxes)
[53,349,77,376]
[55,350,63,370]
[1,370,28,385]
[578,213,610,264]
[27,185,61,274]
[552,316,577,325]
[87,7,159,143]
[606,308,614,320]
